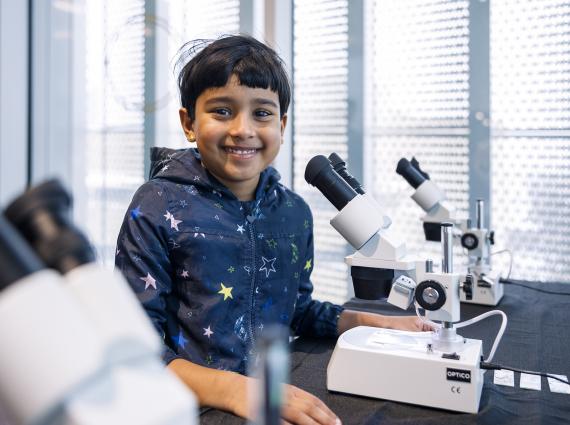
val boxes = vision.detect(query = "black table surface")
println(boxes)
[201,280,570,424]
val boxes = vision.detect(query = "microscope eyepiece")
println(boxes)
[0,215,45,290]
[328,153,365,195]
[396,157,428,189]
[4,180,96,274]
[305,155,358,211]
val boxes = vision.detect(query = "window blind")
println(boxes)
[293,0,350,304]
[364,0,471,263]
[84,0,146,266]
[490,0,570,282]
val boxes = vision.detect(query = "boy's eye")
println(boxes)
[255,109,272,118]
[212,108,231,116]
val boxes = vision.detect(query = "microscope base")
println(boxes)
[327,326,484,413]
[460,273,504,306]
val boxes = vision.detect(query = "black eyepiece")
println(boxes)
[328,153,365,195]
[0,215,45,290]
[4,180,96,274]
[305,155,358,211]
[396,157,428,189]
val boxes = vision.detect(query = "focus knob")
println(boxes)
[415,280,446,311]
[462,274,474,300]
[461,232,479,250]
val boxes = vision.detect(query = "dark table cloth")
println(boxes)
[201,280,570,424]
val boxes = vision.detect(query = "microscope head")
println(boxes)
[305,155,390,250]
[397,157,458,242]
[4,179,96,274]
[3,178,164,363]
[305,154,408,301]
[396,157,430,189]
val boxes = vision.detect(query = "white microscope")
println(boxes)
[396,157,504,306]
[0,180,197,425]
[305,154,507,414]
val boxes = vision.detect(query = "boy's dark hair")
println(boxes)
[176,35,291,119]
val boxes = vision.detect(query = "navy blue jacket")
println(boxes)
[115,148,343,373]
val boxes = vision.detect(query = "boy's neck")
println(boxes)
[204,165,259,201]
[230,184,257,202]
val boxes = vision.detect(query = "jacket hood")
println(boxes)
[149,147,282,201]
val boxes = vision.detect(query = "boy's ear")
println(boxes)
[179,108,196,142]
[280,114,288,144]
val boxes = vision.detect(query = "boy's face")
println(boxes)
[179,75,287,201]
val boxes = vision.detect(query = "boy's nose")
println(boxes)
[229,114,255,140]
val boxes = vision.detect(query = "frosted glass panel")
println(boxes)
[293,0,350,304]
[364,0,470,261]
[491,0,570,282]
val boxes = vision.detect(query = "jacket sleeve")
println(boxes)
[114,181,181,364]
[290,208,344,338]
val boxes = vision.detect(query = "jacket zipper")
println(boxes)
[247,215,256,353]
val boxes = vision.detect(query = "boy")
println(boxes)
[116,35,430,425]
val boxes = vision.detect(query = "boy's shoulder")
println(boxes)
[148,147,189,180]
[273,180,312,216]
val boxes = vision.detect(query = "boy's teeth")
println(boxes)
[226,147,256,154]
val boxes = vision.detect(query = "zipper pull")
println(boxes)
[246,200,262,224]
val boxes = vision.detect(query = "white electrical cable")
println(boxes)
[414,304,507,363]
[414,302,441,330]
[454,310,508,362]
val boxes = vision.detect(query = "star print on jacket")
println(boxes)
[218,283,233,300]
[203,326,214,338]
[234,314,248,343]
[173,331,188,348]
[259,257,277,278]
[130,205,142,219]
[291,243,299,264]
[304,259,312,271]
[164,210,182,231]
[140,273,157,290]
[185,185,198,195]
[236,224,245,234]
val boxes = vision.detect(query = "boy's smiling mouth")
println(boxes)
[224,146,260,157]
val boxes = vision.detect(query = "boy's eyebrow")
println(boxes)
[252,98,279,108]
[204,96,278,109]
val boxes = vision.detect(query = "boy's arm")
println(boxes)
[115,181,179,362]
[337,310,434,334]
[290,213,344,338]
[169,358,341,424]
[168,358,248,415]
